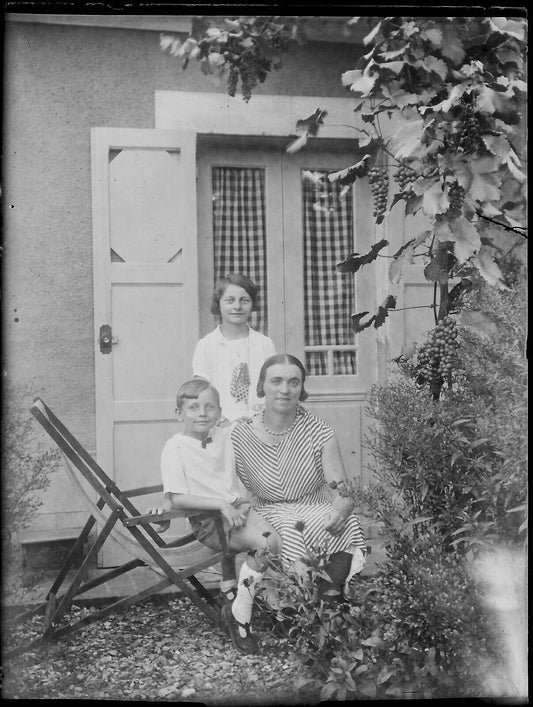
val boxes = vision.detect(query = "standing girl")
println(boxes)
[192,274,276,422]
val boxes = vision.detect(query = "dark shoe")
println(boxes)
[221,603,259,654]
[219,588,237,606]
[317,576,344,605]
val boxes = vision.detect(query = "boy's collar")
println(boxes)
[181,429,217,446]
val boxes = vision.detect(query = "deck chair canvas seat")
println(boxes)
[4,398,234,660]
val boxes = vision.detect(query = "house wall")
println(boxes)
[3,19,362,530]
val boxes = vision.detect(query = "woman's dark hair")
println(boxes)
[256,354,309,402]
[210,274,259,316]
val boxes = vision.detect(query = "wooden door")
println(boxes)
[91,128,198,566]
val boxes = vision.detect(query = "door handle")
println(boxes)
[99,324,118,354]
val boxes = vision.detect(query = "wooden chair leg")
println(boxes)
[43,510,121,634]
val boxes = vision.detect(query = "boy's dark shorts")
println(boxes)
[189,498,251,551]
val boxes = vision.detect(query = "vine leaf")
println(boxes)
[342,69,377,95]
[287,108,327,154]
[295,108,327,137]
[392,340,417,363]
[435,217,481,264]
[422,180,450,217]
[389,239,416,284]
[374,295,397,327]
[473,245,510,290]
[448,278,473,308]
[389,192,406,210]
[424,249,454,284]
[286,134,308,154]
[328,155,371,185]
[336,239,389,273]
[351,295,397,332]
[405,195,423,216]
[350,311,375,333]
[388,118,425,158]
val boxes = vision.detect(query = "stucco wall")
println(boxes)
[3,19,361,529]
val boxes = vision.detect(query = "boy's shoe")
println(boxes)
[221,603,259,654]
[219,588,237,606]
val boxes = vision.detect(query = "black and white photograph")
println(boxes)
[1,7,527,703]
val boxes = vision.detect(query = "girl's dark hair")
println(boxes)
[210,274,259,316]
[256,354,309,402]
[176,379,220,412]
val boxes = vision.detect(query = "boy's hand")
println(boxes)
[220,502,247,529]
[145,506,171,533]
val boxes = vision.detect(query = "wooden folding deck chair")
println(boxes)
[4,397,234,660]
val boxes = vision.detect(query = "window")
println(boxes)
[302,169,356,375]
[211,166,268,332]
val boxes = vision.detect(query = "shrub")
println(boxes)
[258,530,499,700]
[1,385,60,604]
[364,278,527,554]
[256,279,527,700]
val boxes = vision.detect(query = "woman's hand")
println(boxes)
[324,497,354,536]
[220,501,248,529]
[324,507,347,536]
[145,506,171,533]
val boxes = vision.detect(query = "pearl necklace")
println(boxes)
[261,410,297,436]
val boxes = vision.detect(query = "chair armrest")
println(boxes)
[123,508,221,527]
[123,484,163,498]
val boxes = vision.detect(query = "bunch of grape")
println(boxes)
[448,182,465,217]
[236,50,271,102]
[227,66,240,97]
[416,316,459,387]
[458,112,483,154]
[368,167,389,219]
[393,161,417,192]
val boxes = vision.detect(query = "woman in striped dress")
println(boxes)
[230,353,366,596]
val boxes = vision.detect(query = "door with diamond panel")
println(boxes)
[91,128,198,565]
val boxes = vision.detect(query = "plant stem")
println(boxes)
[390,305,435,312]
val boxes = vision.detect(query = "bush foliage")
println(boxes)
[258,279,527,700]
[1,386,59,603]
[365,277,527,553]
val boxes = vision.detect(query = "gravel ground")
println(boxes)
[1,595,321,704]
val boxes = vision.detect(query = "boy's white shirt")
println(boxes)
[160,423,250,502]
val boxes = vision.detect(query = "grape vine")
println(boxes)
[393,161,417,193]
[368,167,389,220]
[457,103,484,155]
[415,316,459,392]
[447,182,465,218]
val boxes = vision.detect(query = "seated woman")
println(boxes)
[230,353,366,597]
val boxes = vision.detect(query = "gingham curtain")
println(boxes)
[212,167,268,333]
[303,172,356,375]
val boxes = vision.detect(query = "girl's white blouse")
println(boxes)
[192,326,276,421]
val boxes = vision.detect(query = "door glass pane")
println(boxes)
[302,170,356,376]
[212,166,268,333]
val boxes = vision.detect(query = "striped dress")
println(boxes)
[231,407,366,568]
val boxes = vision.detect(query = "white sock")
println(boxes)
[220,579,237,602]
[231,561,263,637]
[344,546,366,591]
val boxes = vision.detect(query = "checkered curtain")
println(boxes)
[303,172,356,375]
[212,167,268,333]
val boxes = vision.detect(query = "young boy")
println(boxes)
[149,378,281,654]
